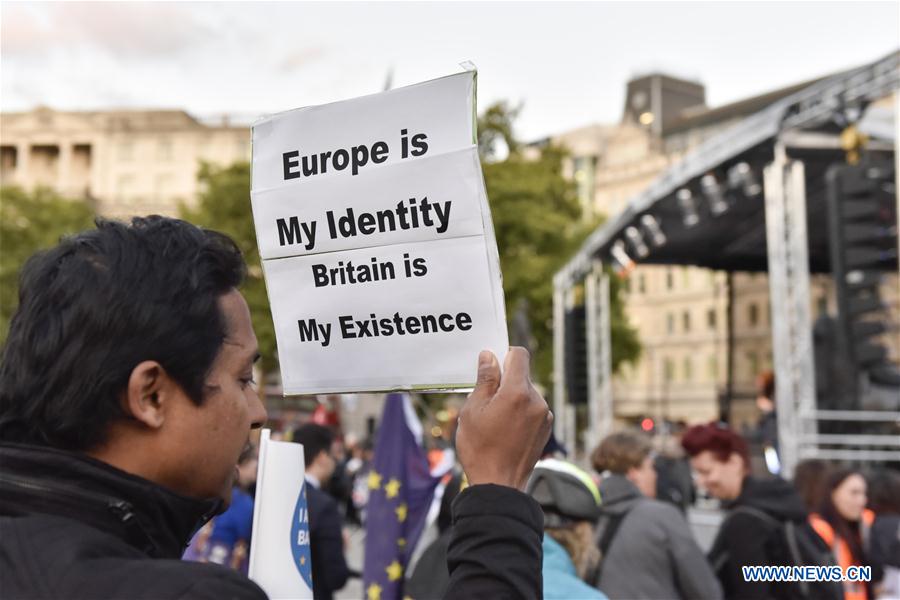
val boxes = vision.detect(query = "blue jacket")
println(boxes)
[542,536,606,600]
[209,487,254,548]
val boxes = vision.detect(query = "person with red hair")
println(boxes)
[681,423,839,600]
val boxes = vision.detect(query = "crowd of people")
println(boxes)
[1,215,898,600]
[0,217,552,600]
[196,414,900,600]
[519,425,900,600]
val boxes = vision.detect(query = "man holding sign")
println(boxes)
[0,72,553,600]
[0,217,551,600]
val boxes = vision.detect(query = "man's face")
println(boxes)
[313,447,337,482]
[689,450,745,501]
[165,290,267,504]
[627,454,658,498]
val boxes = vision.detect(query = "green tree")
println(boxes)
[606,268,642,374]
[180,163,278,380]
[0,186,95,343]
[478,103,640,387]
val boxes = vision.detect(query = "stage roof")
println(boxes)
[556,51,899,286]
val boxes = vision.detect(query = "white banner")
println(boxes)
[251,70,508,394]
[248,429,313,599]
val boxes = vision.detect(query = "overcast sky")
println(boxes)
[2,1,898,140]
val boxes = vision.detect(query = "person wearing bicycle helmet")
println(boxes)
[526,458,607,600]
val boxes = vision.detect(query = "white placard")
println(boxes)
[252,147,487,261]
[248,429,313,599]
[265,235,509,394]
[251,69,508,394]
[251,72,475,192]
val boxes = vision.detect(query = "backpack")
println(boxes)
[718,505,843,600]
[590,504,636,585]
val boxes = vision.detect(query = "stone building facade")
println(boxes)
[0,107,250,218]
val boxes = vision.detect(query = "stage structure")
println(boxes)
[553,51,900,476]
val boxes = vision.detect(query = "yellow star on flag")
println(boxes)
[386,560,403,582]
[397,538,406,548]
[395,502,407,522]
[368,470,382,491]
[384,478,401,499]
[299,556,306,565]
[367,582,382,600]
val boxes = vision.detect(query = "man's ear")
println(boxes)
[123,361,171,429]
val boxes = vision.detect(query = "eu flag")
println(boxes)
[363,394,441,600]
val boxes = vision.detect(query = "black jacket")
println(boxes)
[306,483,350,600]
[1,444,545,600]
[870,513,900,580]
[709,476,807,600]
[407,482,546,600]
[446,484,545,600]
[0,443,267,600]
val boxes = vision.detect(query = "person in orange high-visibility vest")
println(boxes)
[809,468,874,600]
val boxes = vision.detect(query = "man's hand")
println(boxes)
[456,347,553,491]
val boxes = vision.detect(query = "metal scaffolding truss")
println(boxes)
[763,147,818,477]
[556,50,899,286]
[551,51,900,467]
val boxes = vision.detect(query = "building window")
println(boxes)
[682,311,691,333]
[749,303,760,327]
[623,277,631,294]
[708,355,719,381]
[747,352,760,380]
[683,356,693,381]
[707,309,717,330]
[667,313,675,335]
[666,269,674,290]
[682,267,690,288]
[30,145,60,187]
[664,358,675,382]
[638,274,646,294]
[0,145,17,175]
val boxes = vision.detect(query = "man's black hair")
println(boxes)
[293,423,334,467]
[0,216,246,451]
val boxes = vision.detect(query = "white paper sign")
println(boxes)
[248,429,313,599]
[252,147,487,260]
[251,70,509,394]
[251,72,476,192]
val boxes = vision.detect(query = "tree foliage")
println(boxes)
[0,186,95,343]
[180,163,278,378]
[478,103,640,387]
